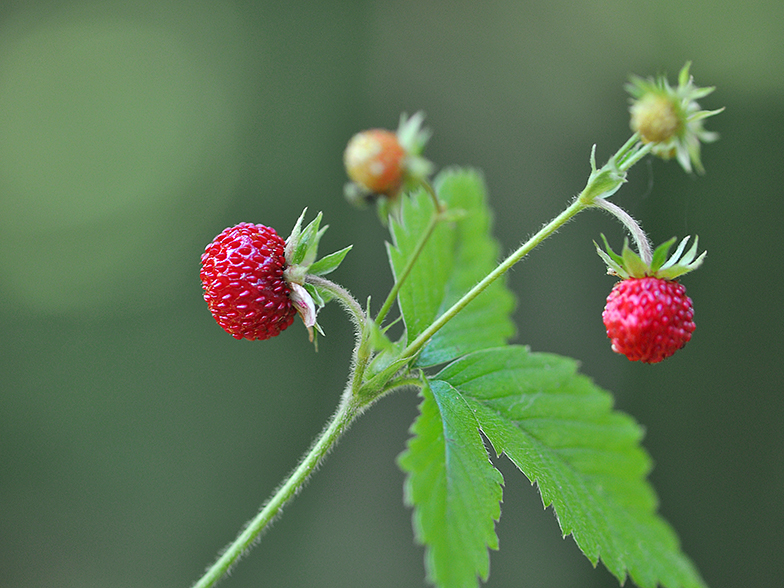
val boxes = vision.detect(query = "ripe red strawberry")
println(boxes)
[595,235,705,363]
[602,277,695,363]
[201,223,296,341]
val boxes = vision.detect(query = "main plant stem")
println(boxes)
[193,277,368,588]
[193,387,360,588]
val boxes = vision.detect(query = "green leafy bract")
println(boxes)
[387,168,516,366]
[400,345,707,588]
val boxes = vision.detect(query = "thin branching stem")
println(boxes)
[305,275,365,331]
[591,198,653,265]
[193,133,655,588]
[375,182,445,326]
[401,197,588,359]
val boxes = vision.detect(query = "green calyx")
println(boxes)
[595,234,706,280]
[284,209,352,282]
[283,209,353,342]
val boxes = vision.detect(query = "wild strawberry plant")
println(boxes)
[193,63,722,588]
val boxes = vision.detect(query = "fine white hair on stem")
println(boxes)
[592,198,653,265]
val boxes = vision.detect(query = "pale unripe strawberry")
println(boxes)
[344,129,407,196]
[630,93,683,144]
[342,113,433,215]
[626,62,723,174]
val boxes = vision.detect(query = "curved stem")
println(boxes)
[591,198,653,265]
[192,132,657,587]
[375,181,445,326]
[192,391,359,588]
[304,274,374,395]
[305,275,365,331]
[420,180,444,212]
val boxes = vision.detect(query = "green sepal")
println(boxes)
[656,236,706,280]
[284,210,351,285]
[678,61,691,87]
[292,213,324,266]
[596,234,706,280]
[281,210,353,347]
[284,209,328,269]
[284,208,308,261]
[303,282,330,307]
[594,234,628,276]
[621,240,651,277]
[308,245,353,276]
[649,237,678,273]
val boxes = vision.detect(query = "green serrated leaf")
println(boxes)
[398,378,503,588]
[387,168,516,367]
[308,245,352,276]
[423,346,707,588]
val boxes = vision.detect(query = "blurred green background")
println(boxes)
[1,1,781,587]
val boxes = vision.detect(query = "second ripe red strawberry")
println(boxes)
[602,277,695,364]
[595,235,705,364]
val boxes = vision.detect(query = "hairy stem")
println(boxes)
[191,391,359,588]
[402,197,588,359]
[305,275,366,331]
[591,198,653,265]
[192,134,654,587]
[193,277,366,588]
[305,274,372,395]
